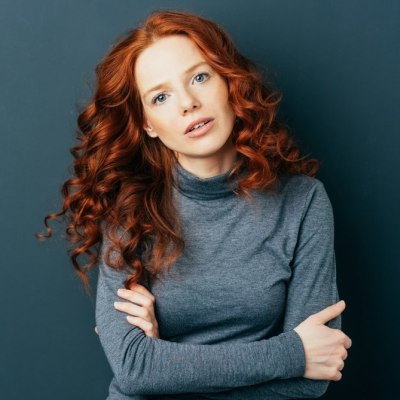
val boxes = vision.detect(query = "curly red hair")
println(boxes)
[36,9,320,297]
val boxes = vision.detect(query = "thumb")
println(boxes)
[313,300,346,325]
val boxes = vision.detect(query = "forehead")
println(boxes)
[134,35,207,94]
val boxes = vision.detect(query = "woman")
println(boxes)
[37,9,352,400]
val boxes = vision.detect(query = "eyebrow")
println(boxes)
[143,61,210,99]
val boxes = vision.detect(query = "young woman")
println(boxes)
[38,9,352,400]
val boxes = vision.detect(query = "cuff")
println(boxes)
[276,329,306,379]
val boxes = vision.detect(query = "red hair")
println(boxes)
[36,9,320,296]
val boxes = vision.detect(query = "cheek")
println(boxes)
[146,110,173,133]
[152,115,182,144]
[212,82,233,113]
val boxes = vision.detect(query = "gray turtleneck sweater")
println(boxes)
[95,162,341,399]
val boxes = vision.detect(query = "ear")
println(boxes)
[143,120,158,138]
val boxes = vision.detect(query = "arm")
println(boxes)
[200,179,341,399]
[95,235,306,396]
[271,179,342,398]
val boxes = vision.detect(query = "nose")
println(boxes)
[178,88,200,114]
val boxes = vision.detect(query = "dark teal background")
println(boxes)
[1,0,398,398]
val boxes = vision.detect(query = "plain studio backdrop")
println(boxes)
[0,1,398,399]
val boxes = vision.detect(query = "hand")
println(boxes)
[294,300,352,381]
[113,283,160,338]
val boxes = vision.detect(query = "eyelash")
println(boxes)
[151,72,210,105]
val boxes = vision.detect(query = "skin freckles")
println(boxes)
[134,34,238,179]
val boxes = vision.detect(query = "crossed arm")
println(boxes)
[95,180,341,398]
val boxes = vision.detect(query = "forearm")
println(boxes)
[185,314,341,400]
[96,249,306,396]
[174,317,341,400]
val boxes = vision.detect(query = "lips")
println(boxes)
[185,117,214,134]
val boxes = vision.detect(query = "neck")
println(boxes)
[175,139,238,179]
[172,159,240,201]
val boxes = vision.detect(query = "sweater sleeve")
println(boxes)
[95,236,306,396]
[197,179,342,399]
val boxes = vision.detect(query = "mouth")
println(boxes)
[185,118,214,134]
[185,119,215,138]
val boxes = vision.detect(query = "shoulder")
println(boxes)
[279,174,333,224]
[248,172,334,229]
[276,171,327,201]
[278,171,323,195]
[276,172,334,222]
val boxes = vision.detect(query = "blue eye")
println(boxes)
[151,72,210,105]
[152,93,167,105]
[194,72,209,83]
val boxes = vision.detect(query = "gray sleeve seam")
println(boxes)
[298,178,321,226]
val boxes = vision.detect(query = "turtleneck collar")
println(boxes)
[172,161,239,200]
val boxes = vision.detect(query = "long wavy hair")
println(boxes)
[36,9,320,297]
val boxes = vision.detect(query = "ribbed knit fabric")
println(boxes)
[95,161,341,399]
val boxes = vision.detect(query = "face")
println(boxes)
[134,35,237,169]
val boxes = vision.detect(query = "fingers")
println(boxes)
[114,300,149,318]
[117,287,154,308]
[128,283,156,302]
[94,326,99,335]
[344,334,352,349]
[115,284,159,338]
[312,300,346,325]
[115,285,156,319]
[334,371,343,381]
[126,315,157,337]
